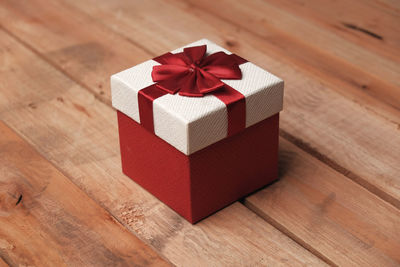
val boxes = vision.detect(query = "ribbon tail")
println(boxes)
[183,45,206,63]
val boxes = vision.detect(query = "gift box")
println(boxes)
[111,39,284,223]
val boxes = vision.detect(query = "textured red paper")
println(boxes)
[117,111,279,223]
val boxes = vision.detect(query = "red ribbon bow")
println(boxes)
[151,45,242,97]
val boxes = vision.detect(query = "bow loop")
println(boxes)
[152,64,189,81]
[151,45,242,96]
[153,52,188,66]
[200,51,237,67]
[202,64,242,79]
[183,45,206,64]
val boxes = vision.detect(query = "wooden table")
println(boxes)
[0,0,399,266]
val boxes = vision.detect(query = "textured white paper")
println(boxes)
[111,39,284,155]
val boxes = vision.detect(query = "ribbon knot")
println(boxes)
[151,45,242,97]
[188,63,196,72]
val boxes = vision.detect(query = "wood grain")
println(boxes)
[0,0,150,106]
[366,0,400,14]
[263,0,400,61]
[184,0,400,111]
[22,0,400,208]
[246,138,400,266]
[0,0,399,265]
[61,0,400,124]
[0,29,325,266]
[0,258,8,267]
[0,121,169,266]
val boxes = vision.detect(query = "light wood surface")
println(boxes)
[0,0,399,266]
[0,258,8,267]
[0,121,169,266]
[247,138,400,266]
[0,28,324,266]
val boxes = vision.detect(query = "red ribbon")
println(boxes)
[138,45,247,137]
[152,45,242,96]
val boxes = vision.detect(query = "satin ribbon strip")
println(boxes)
[138,84,167,133]
[137,45,248,139]
[228,54,247,65]
[212,84,246,136]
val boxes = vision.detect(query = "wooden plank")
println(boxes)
[1,1,398,266]
[367,0,400,13]
[246,138,400,266]
[1,8,399,267]
[0,29,325,266]
[13,0,398,209]
[9,1,396,264]
[262,0,400,61]
[0,258,8,267]
[2,0,399,125]
[0,121,169,266]
[182,0,400,111]
[60,0,400,124]
[0,0,150,106]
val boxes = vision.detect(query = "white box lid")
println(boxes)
[111,39,284,155]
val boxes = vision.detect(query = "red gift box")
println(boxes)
[111,39,284,223]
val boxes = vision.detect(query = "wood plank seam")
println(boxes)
[280,129,400,210]
[0,24,111,108]
[259,0,399,61]
[0,257,10,267]
[245,137,400,266]
[42,158,175,267]
[239,201,337,267]
[349,100,400,132]
[0,120,174,266]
